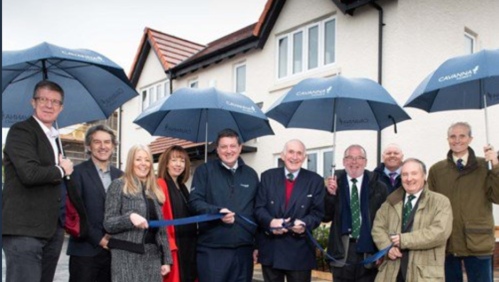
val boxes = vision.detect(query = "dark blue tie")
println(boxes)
[457,159,464,171]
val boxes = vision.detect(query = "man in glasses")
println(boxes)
[3,80,75,282]
[324,144,388,282]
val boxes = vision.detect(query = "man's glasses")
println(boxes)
[34,97,63,107]
[344,156,366,162]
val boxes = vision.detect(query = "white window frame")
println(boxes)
[276,16,337,80]
[234,62,247,94]
[464,31,476,55]
[189,79,199,88]
[139,79,170,112]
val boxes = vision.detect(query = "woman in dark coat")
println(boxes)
[157,145,197,282]
[104,144,173,282]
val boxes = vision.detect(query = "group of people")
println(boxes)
[2,80,499,282]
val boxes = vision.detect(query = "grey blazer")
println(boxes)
[104,178,173,265]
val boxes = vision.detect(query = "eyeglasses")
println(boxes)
[344,156,366,162]
[34,97,63,107]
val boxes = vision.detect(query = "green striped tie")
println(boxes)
[403,194,416,229]
[351,178,361,239]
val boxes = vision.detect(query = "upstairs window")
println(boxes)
[464,31,476,55]
[140,79,170,112]
[234,63,246,94]
[277,16,336,79]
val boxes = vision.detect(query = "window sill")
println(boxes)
[269,65,342,94]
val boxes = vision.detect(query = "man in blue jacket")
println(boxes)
[189,128,259,282]
[255,139,325,282]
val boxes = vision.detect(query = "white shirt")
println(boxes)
[33,116,64,177]
[347,174,364,228]
[221,160,239,172]
[284,168,300,180]
[404,189,423,208]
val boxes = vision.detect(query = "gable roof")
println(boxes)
[170,0,286,78]
[129,27,205,86]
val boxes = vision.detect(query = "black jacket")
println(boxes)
[189,157,259,248]
[255,167,325,271]
[67,159,123,256]
[3,117,73,238]
[373,163,401,194]
[324,169,388,262]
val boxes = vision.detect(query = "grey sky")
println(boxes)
[2,0,268,142]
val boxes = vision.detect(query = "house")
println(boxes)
[121,0,499,205]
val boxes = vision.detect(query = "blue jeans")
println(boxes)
[445,254,493,282]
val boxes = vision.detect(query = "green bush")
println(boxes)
[313,223,330,271]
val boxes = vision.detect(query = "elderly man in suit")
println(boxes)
[67,124,123,282]
[2,80,74,282]
[255,139,325,282]
[372,158,453,281]
[324,144,388,282]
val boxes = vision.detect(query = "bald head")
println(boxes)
[382,143,404,172]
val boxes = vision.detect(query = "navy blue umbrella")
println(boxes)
[405,49,499,169]
[2,42,138,128]
[266,76,410,174]
[134,87,274,162]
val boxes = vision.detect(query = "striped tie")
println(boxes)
[351,178,361,239]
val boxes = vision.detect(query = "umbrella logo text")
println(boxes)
[438,65,479,83]
[61,50,105,63]
[488,92,499,101]
[100,88,123,107]
[339,118,369,125]
[2,111,30,124]
[296,86,332,97]
[164,124,192,135]
[225,101,256,113]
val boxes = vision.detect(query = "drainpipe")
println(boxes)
[370,1,384,164]
[117,106,122,170]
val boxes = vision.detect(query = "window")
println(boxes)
[464,31,475,54]
[277,16,336,79]
[234,63,246,94]
[274,147,333,177]
[189,79,199,88]
[140,79,170,112]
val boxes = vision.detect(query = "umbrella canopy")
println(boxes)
[134,87,274,162]
[2,42,138,128]
[405,48,499,170]
[266,76,411,173]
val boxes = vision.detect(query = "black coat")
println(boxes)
[373,163,401,194]
[255,167,325,271]
[67,159,123,256]
[324,169,388,262]
[3,117,68,238]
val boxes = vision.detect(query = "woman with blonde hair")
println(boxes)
[104,144,172,282]
[158,145,197,282]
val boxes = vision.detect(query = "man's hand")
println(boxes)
[387,247,403,260]
[326,176,338,195]
[220,208,235,224]
[290,219,306,234]
[130,213,148,229]
[99,234,110,250]
[390,234,401,247]
[59,154,74,176]
[253,249,259,264]
[484,145,498,166]
[270,218,290,235]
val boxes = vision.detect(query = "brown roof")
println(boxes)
[179,23,258,65]
[129,27,205,77]
[149,137,205,155]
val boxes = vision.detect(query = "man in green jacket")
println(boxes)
[372,158,452,282]
[428,122,499,282]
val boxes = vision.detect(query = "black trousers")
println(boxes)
[331,241,377,282]
[197,245,253,282]
[2,226,65,282]
[262,265,311,282]
[69,248,111,282]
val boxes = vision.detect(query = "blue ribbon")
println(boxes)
[149,213,392,266]
[148,213,225,228]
